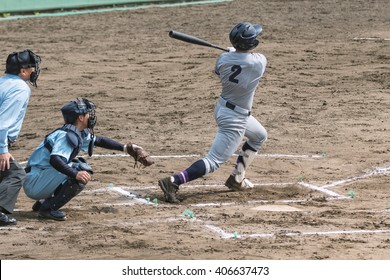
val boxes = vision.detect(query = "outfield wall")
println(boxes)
[0,0,168,13]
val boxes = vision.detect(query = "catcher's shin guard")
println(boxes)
[233,148,257,183]
[40,179,85,211]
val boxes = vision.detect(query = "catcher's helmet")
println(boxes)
[61,98,97,130]
[5,49,41,87]
[229,22,263,51]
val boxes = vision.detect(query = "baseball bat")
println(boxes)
[169,30,228,52]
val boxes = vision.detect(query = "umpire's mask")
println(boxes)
[5,49,41,87]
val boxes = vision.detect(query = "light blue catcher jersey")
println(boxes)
[215,52,267,110]
[26,129,92,170]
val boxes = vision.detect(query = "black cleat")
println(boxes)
[158,177,180,203]
[32,200,42,212]
[38,209,66,221]
[224,175,255,191]
[0,212,17,226]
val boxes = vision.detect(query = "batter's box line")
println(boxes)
[90,164,390,206]
[353,37,390,41]
[204,224,390,239]
[95,185,311,207]
[97,180,347,208]
[320,165,390,189]
[297,182,347,198]
[190,197,347,208]
[91,182,296,191]
[82,184,348,208]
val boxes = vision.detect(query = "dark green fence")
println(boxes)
[0,0,170,13]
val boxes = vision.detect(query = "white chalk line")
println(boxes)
[94,154,200,159]
[190,199,306,207]
[298,182,347,198]
[99,185,307,207]
[205,224,390,239]
[17,152,323,166]
[322,166,390,189]
[0,226,28,231]
[107,186,154,205]
[0,216,201,231]
[295,165,390,195]
[353,37,390,41]
[92,182,295,192]
[98,165,390,240]
[100,182,332,207]
[99,179,347,208]
[90,153,324,159]
[4,214,390,238]
[60,163,390,209]
[15,158,390,239]
[190,197,351,207]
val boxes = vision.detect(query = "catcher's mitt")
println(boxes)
[125,143,154,168]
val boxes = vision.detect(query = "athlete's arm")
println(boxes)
[94,135,124,151]
[50,155,78,178]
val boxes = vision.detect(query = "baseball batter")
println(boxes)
[159,22,268,203]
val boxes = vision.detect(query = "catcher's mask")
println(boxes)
[61,98,97,130]
[5,49,41,87]
[229,22,262,51]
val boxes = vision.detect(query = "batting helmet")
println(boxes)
[229,22,263,51]
[5,49,41,87]
[61,98,97,130]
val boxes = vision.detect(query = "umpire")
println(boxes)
[0,50,41,226]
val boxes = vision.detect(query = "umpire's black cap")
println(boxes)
[5,49,40,75]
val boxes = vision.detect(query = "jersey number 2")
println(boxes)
[229,65,242,84]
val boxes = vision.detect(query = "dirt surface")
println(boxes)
[1,0,390,260]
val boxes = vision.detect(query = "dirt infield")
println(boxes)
[1,0,390,260]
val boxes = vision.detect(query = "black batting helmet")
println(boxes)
[61,98,97,130]
[5,49,42,87]
[229,22,263,51]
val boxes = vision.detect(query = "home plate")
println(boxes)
[252,205,302,212]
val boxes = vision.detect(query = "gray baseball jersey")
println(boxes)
[215,52,267,110]
[201,51,268,174]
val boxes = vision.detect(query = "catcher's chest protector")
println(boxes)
[44,124,87,162]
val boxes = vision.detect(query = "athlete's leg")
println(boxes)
[0,160,25,214]
[226,116,267,190]
[0,160,25,226]
[38,179,85,221]
[244,115,268,151]
[23,167,67,200]
[174,104,247,184]
[159,104,247,202]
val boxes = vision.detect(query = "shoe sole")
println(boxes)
[0,220,17,226]
[225,185,243,191]
[38,213,67,221]
[158,180,180,204]
[224,176,244,192]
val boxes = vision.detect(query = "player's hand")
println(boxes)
[227,47,236,52]
[75,171,92,185]
[0,152,14,171]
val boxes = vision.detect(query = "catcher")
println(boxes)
[23,98,153,221]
